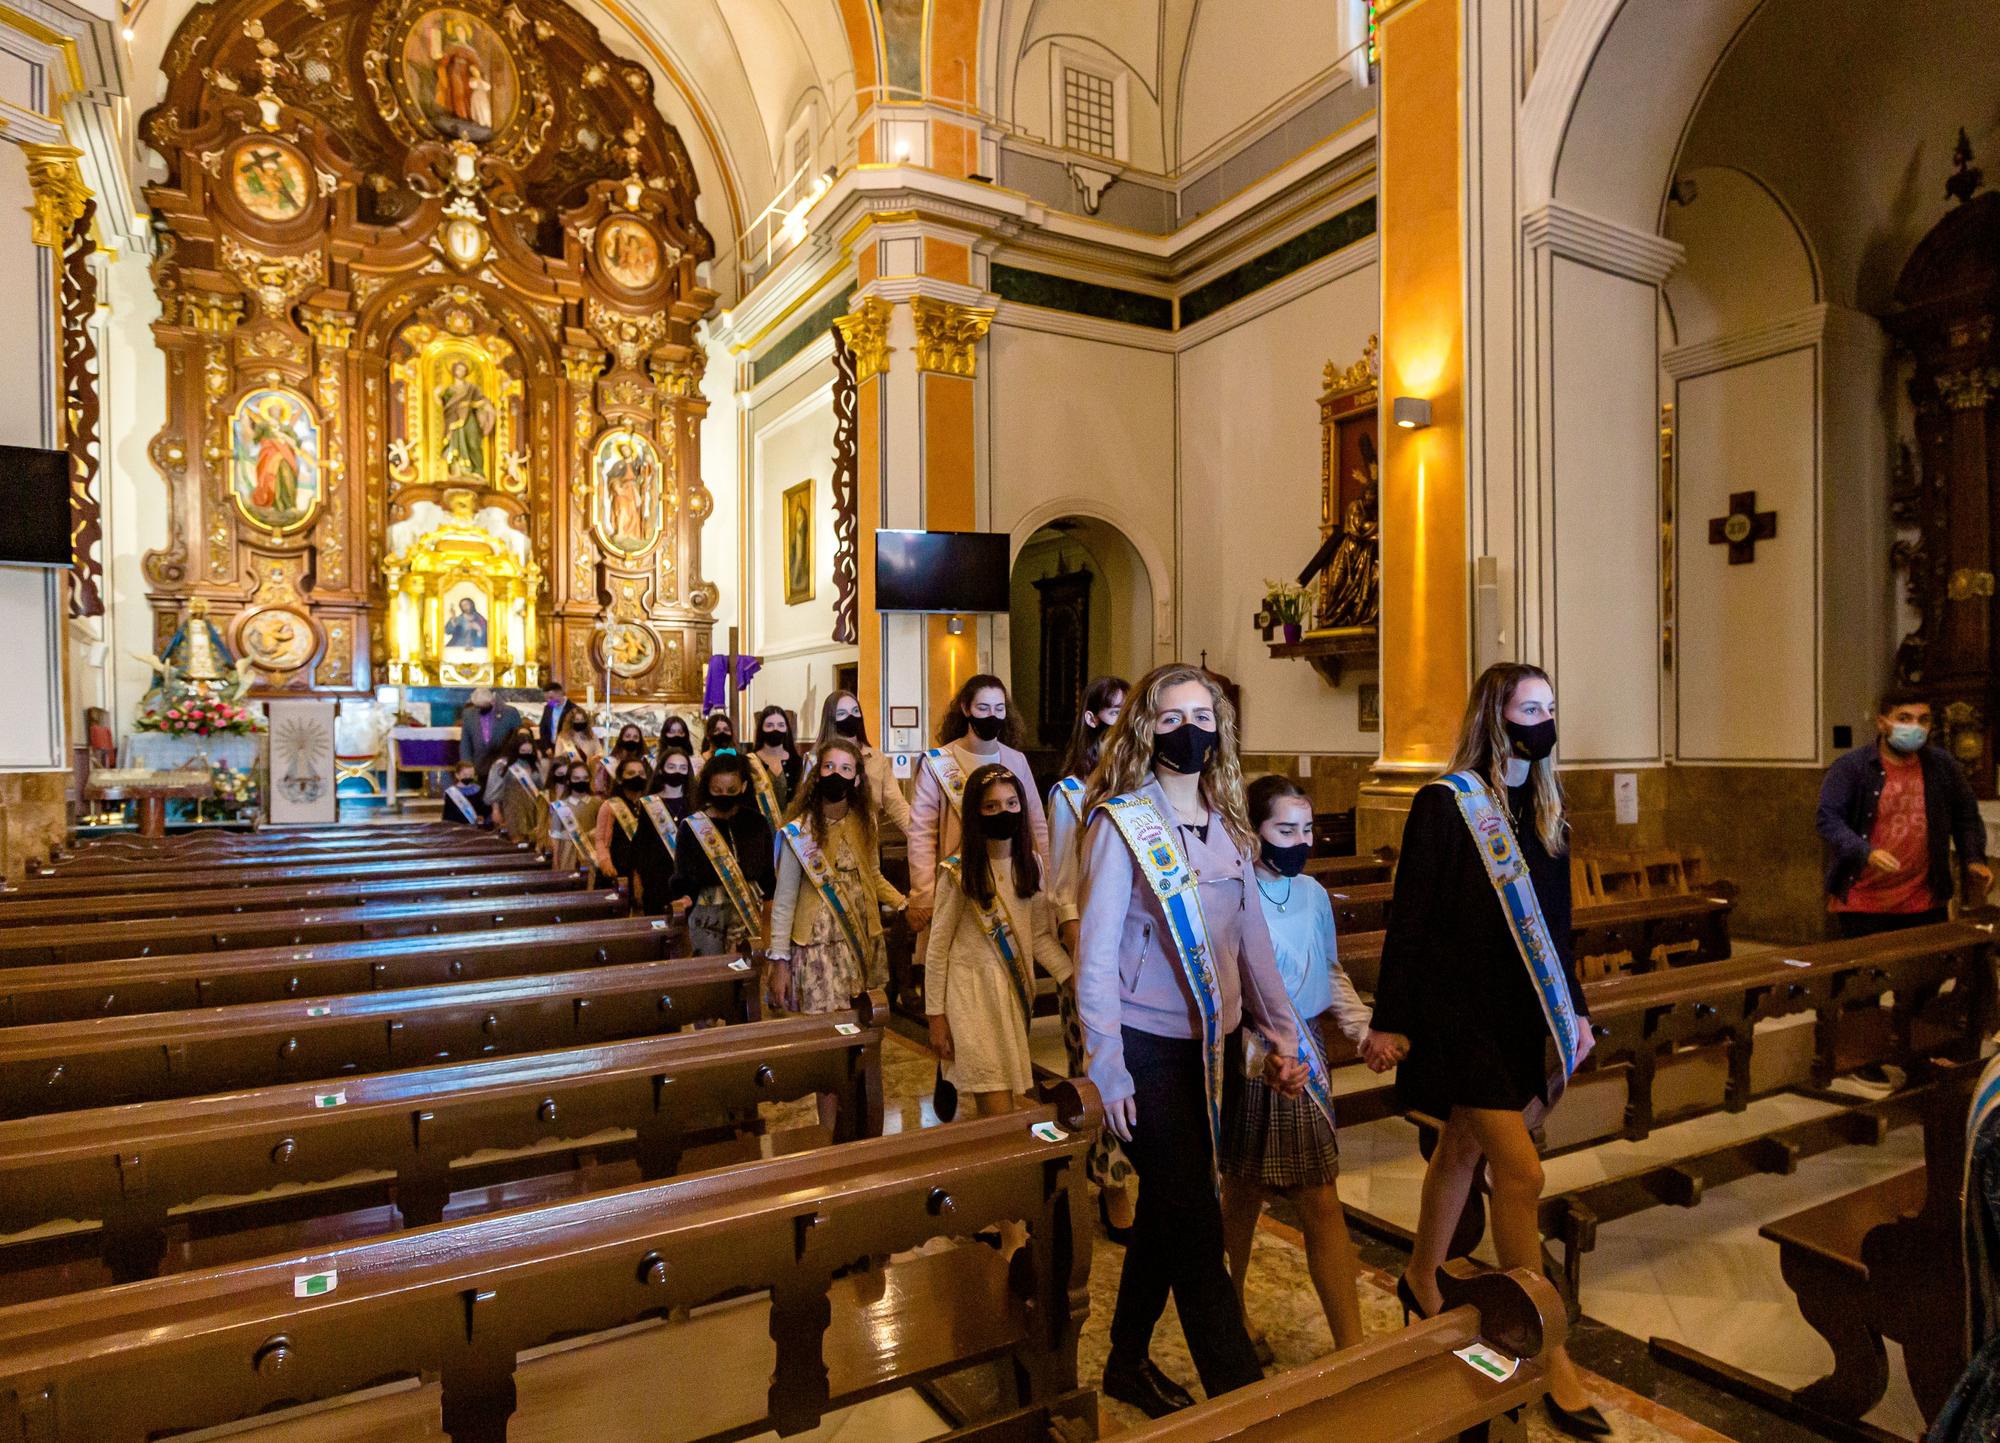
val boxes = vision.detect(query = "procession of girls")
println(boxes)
[461,659,1612,1436]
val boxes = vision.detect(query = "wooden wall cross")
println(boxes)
[1707,490,1777,565]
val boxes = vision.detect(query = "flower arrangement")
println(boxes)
[1259,579,1313,642]
[209,763,260,807]
[133,695,265,738]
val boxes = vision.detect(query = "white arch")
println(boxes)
[1519,0,1764,231]
[1007,495,1175,664]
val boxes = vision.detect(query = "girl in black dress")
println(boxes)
[1369,662,1607,1439]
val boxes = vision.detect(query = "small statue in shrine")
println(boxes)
[1317,433,1380,628]
[134,598,256,707]
[437,360,498,481]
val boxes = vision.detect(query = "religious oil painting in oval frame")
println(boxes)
[401,7,519,145]
[591,428,664,558]
[595,216,662,293]
[599,618,659,679]
[238,606,320,673]
[229,388,323,535]
[228,139,314,223]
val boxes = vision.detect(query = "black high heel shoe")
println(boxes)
[1394,1272,1436,1323]
[1543,1395,1613,1438]
[1098,1190,1135,1246]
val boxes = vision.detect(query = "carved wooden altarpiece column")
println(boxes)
[139,0,717,698]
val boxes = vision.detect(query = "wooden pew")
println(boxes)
[0,915,677,1026]
[954,1263,1565,1443]
[0,952,761,1117]
[0,998,885,1282]
[1303,853,1393,887]
[46,825,512,863]
[1752,1056,1980,1428]
[0,1085,1098,1443]
[36,834,521,874]
[1332,893,1733,998]
[3,849,548,899]
[0,867,590,928]
[0,888,627,967]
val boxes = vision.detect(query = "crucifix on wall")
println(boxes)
[1707,490,1777,565]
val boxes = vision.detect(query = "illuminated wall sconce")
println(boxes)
[1392,397,1432,430]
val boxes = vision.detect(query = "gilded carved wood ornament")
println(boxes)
[140,0,718,698]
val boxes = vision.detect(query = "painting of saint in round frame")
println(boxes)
[400,7,519,145]
[228,139,314,223]
[595,216,662,293]
[229,388,323,534]
[591,429,664,557]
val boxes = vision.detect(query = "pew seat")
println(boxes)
[0,999,883,1283]
[0,1086,1098,1443]
[0,915,678,1026]
[0,952,761,1117]
[0,888,628,967]
[2,849,548,900]
[0,867,589,928]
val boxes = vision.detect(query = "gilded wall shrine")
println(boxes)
[138,0,718,700]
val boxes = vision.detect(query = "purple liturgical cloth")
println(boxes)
[703,654,763,713]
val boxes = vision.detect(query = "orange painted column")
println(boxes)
[1358,0,1470,853]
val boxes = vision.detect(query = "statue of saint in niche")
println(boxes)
[437,360,497,482]
[1317,432,1380,629]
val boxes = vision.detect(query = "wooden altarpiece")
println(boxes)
[138,0,718,699]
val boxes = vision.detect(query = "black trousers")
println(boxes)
[1108,1026,1263,1397]
[1833,906,1949,939]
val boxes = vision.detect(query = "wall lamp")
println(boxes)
[1392,397,1432,430]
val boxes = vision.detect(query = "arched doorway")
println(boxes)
[1007,516,1155,767]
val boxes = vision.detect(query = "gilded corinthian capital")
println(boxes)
[21,144,90,248]
[911,296,995,378]
[833,297,893,383]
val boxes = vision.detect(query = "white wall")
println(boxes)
[102,248,170,730]
[1176,261,1378,755]
[697,325,741,706]
[1177,0,1344,166]
[741,351,849,730]
[985,320,1176,692]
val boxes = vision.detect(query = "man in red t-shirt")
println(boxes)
[1818,693,1991,940]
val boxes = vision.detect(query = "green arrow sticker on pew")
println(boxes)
[313,1090,347,1109]
[293,1270,338,1298]
[1030,1122,1068,1143]
[306,1005,332,1017]
[652,919,668,929]
[729,959,752,971]
[1452,1343,1518,1383]
[835,1023,861,1036]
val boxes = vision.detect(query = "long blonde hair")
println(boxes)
[1444,662,1566,854]
[1082,663,1254,853]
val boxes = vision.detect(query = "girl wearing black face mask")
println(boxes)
[1070,664,1305,1414]
[925,765,1072,1124]
[667,751,776,956]
[593,763,652,900]
[484,728,548,847]
[767,739,905,1030]
[749,704,803,820]
[815,690,913,837]
[700,711,736,755]
[1220,774,1391,1359]
[1369,663,1604,1438]
[907,674,1049,940]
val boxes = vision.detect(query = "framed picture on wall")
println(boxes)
[1358,683,1380,733]
[782,478,814,605]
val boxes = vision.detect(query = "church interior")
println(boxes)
[0,0,1997,1439]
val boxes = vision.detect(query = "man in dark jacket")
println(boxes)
[458,686,524,780]
[1816,690,1991,938]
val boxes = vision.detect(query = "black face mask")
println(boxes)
[833,714,862,737]
[456,779,479,794]
[974,807,1018,839]
[967,714,1004,742]
[619,777,646,795]
[478,702,494,714]
[662,771,689,790]
[568,776,589,791]
[761,729,789,747]
[711,732,733,748]
[1505,718,1558,763]
[517,750,537,763]
[1152,724,1217,775]
[1260,840,1311,877]
[709,794,742,815]
[817,773,853,803]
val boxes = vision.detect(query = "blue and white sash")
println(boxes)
[1440,770,1584,1086]
[748,753,786,832]
[641,796,679,860]
[445,785,480,823]
[781,820,867,968]
[508,762,542,798]
[548,798,584,849]
[688,812,764,944]
[1967,1051,2000,1349]
[937,854,1035,1023]
[924,748,968,815]
[604,797,639,842]
[1096,791,1226,1178]
[1053,775,1086,821]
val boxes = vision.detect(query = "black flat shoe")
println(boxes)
[1098,1190,1134,1246]
[1102,1359,1195,1418]
[1395,1272,1436,1323]
[1543,1395,1613,1438]
[933,1063,957,1122]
